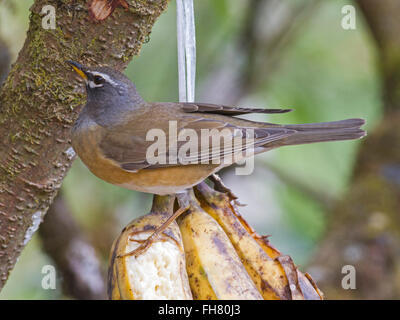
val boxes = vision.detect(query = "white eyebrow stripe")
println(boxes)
[87,71,120,87]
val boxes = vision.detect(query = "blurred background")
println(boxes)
[1,0,397,299]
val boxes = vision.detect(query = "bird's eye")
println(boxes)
[93,75,104,85]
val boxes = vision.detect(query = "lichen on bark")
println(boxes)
[0,0,169,289]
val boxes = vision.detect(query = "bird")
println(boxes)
[67,60,366,255]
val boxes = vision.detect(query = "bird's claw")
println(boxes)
[118,234,156,258]
[210,173,240,202]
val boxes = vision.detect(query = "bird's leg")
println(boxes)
[120,197,189,258]
[209,173,246,206]
[209,173,237,199]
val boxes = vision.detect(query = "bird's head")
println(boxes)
[67,60,142,103]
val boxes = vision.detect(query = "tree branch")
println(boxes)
[356,0,400,112]
[0,0,169,290]
[199,0,321,104]
[39,192,106,299]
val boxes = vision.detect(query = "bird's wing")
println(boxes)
[181,102,292,116]
[98,104,295,172]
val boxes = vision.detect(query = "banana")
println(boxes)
[176,191,263,300]
[276,255,323,300]
[195,182,323,300]
[108,195,193,300]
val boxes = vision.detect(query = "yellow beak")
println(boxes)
[66,60,88,81]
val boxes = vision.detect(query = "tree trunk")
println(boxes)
[0,0,169,290]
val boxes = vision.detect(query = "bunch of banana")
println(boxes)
[108,181,323,300]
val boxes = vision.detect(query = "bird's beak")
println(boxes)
[66,60,88,81]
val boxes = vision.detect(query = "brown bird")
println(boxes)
[67,61,366,254]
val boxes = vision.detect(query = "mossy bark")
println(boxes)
[0,0,169,290]
[309,0,400,299]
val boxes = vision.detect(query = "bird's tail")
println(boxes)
[269,118,366,147]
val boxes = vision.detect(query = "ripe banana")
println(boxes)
[176,191,263,300]
[108,195,193,300]
[195,182,323,300]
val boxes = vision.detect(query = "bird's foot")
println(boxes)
[118,205,189,258]
[210,173,238,199]
[209,174,246,206]
[120,232,159,258]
